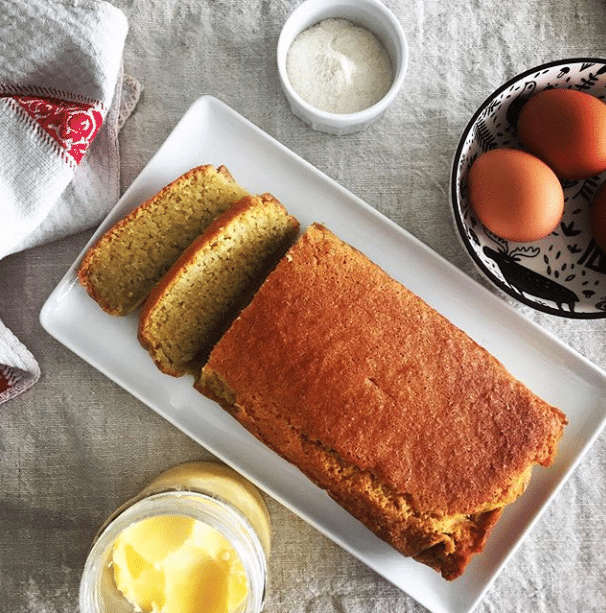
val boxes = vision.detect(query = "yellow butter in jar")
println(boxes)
[79,461,271,613]
[112,515,247,613]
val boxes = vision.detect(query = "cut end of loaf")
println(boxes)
[138,193,300,376]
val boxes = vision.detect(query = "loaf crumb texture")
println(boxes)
[138,194,300,376]
[197,223,567,579]
[78,165,250,316]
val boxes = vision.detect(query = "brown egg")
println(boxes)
[517,88,606,180]
[590,180,606,252]
[467,148,564,242]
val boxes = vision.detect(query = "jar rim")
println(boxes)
[79,490,267,613]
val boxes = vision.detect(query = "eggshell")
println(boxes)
[590,180,606,252]
[517,88,606,180]
[467,148,564,242]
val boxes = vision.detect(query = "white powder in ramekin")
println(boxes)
[286,18,394,114]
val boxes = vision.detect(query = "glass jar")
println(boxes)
[79,461,271,613]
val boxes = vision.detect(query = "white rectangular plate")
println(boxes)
[40,96,606,613]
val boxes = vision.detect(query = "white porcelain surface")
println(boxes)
[41,96,606,613]
[277,0,408,135]
[451,58,606,318]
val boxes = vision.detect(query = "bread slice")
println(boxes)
[138,194,300,376]
[78,165,250,316]
[196,223,567,580]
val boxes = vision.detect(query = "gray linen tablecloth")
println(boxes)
[2,1,606,612]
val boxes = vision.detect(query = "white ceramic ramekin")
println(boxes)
[277,0,408,135]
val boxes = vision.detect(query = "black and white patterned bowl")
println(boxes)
[451,58,606,318]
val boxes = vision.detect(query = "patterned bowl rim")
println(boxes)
[450,56,606,319]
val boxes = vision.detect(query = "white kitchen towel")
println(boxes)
[0,0,141,404]
[0,0,140,260]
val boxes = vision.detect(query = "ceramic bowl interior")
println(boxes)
[451,58,606,318]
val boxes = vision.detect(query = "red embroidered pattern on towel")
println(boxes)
[12,95,103,165]
[0,363,36,405]
[0,363,22,401]
[0,366,11,395]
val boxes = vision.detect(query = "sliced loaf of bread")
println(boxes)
[78,165,250,316]
[196,223,567,580]
[138,193,299,376]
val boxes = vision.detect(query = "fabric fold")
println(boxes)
[0,0,141,405]
[0,0,139,260]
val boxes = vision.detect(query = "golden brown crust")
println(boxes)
[411,508,503,579]
[197,223,567,579]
